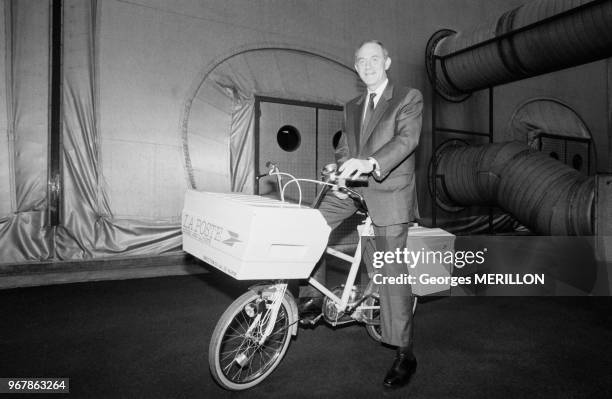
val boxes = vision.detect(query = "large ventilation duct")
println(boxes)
[430,141,594,235]
[426,0,612,101]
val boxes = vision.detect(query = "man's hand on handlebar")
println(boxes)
[337,158,374,180]
[321,160,371,200]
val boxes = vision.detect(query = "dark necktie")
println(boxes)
[361,92,376,139]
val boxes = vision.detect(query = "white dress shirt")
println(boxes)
[362,79,388,175]
[362,78,389,123]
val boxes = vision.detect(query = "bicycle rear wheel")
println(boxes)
[209,291,293,390]
[365,296,418,342]
[364,295,382,342]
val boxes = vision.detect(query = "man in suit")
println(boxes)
[300,40,423,389]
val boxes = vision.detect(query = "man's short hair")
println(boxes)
[354,40,389,62]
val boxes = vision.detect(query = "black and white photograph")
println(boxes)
[1,0,611,397]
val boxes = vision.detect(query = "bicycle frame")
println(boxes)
[251,163,380,328]
[308,216,377,316]
[280,163,381,321]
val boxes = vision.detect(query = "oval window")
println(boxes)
[277,125,301,152]
[572,154,583,171]
[332,130,342,149]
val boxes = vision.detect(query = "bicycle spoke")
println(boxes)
[221,331,246,345]
[239,311,250,332]
[247,348,257,371]
[221,350,244,371]
[232,365,242,381]
[221,334,247,343]
[220,340,249,364]
[258,346,273,364]
[220,348,241,363]
[222,359,236,374]
[220,341,246,356]
[226,323,246,338]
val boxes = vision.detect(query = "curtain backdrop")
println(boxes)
[0,1,361,264]
[0,0,53,263]
[55,0,182,259]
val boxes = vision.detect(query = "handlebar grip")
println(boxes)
[327,173,369,184]
[347,174,369,182]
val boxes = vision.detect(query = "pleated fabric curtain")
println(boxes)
[0,0,53,263]
[0,1,360,264]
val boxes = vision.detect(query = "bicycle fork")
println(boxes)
[234,283,291,367]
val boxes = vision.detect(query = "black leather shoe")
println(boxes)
[383,351,417,389]
[297,296,323,317]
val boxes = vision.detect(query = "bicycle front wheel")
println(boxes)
[209,291,293,390]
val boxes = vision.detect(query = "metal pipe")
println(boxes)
[426,0,612,101]
[430,141,594,235]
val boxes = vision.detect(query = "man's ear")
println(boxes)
[384,57,392,70]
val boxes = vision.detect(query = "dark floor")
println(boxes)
[1,261,612,399]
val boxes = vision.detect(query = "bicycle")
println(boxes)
[183,163,419,390]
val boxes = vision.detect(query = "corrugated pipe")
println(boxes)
[426,0,612,101]
[430,141,594,235]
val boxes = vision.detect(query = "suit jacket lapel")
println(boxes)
[361,84,393,149]
[354,94,366,150]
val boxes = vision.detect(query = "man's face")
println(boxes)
[354,42,391,90]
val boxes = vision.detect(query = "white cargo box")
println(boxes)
[406,226,456,296]
[182,190,331,280]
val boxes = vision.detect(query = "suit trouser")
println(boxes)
[301,192,414,348]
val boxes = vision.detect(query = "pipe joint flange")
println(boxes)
[425,29,471,103]
[428,139,469,212]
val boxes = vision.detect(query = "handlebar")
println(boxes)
[259,161,367,210]
[317,163,368,208]
[320,163,368,185]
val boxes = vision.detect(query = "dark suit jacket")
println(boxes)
[335,83,423,226]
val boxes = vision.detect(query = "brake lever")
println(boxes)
[339,186,361,199]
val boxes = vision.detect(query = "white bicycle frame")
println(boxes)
[246,215,378,345]
[269,163,381,318]
[308,216,378,315]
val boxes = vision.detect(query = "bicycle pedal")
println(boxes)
[299,313,322,327]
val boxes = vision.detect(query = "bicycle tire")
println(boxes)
[366,324,383,342]
[365,296,418,343]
